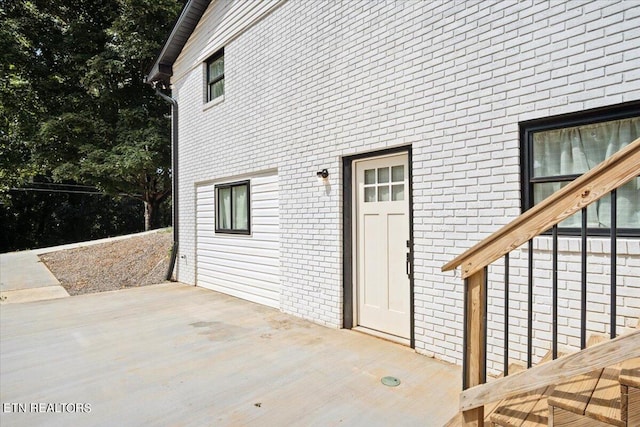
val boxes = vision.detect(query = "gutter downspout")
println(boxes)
[154,86,179,281]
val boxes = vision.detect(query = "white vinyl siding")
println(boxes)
[196,171,280,308]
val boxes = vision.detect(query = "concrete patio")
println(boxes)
[0,283,460,426]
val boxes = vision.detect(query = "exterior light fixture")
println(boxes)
[316,169,329,182]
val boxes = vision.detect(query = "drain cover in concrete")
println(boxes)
[381,376,400,387]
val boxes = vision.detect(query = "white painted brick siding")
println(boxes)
[172,0,640,369]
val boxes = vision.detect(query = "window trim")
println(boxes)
[206,48,224,103]
[215,180,250,235]
[519,101,640,237]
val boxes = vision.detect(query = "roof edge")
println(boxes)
[146,0,212,84]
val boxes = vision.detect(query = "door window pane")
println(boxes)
[364,187,376,203]
[378,167,389,183]
[364,169,376,185]
[392,184,404,201]
[392,165,404,182]
[362,161,408,204]
[378,186,389,201]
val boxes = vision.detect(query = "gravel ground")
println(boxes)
[39,231,173,296]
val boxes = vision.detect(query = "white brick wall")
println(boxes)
[171,0,640,369]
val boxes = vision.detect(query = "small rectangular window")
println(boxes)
[363,165,406,203]
[206,49,224,102]
[215,180,250,234]
[521,103,640,235]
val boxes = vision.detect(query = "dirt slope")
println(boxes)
[39,231,173,296]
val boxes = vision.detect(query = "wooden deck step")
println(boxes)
[619,357,640,388]
[521,388,552,427]
[470,364,525,426]
[547,334,640,427]
[547,336,607,413]
[450,333,638,426]
[548,365,622,427]
[549,407,618,426]
[494,338,606,427]
[620,357,640,427]
[584,364,623,427]
[548,368,603,416]
[491,386,551,427]
[490,353,562,427]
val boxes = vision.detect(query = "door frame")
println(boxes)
[342,145,414,348]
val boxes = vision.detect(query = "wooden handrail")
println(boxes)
[442,136,640,279]
[460,330,640,411]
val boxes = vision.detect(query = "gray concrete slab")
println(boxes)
[0,252,60,291]
[0,283,461,426]
[0,286,70,305]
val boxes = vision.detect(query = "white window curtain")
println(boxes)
[232,185,248,230]
[218,187,231,229]
[207,54,224,101]
[533,117,639,228]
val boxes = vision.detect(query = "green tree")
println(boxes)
[1,0,182,230]
[0,184,150,252]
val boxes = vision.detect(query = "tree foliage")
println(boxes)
[0,186,164,252]
[1,0,182,231]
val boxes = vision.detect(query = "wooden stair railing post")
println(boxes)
[462,268,486,426]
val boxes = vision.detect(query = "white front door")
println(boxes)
[354,153,410,340]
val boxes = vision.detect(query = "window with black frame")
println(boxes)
[521,104,639,235]
[215,180,250,234]
[206,49,224,102]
